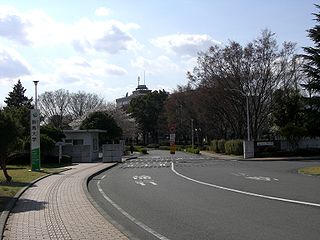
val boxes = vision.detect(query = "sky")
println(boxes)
[0,0,317,105]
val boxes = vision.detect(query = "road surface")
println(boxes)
[88,150,320,240]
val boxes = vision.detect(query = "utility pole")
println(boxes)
[191,119,194,149]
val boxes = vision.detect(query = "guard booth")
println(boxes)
[62,129,106,162]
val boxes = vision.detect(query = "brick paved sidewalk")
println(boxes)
[3,163,128,240]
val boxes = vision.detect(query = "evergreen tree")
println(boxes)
[4,79,33,109]
[301,4,320,136]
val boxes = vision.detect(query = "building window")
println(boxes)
[65,139,72,145]
[73,139,84,145]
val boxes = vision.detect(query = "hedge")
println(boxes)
[186,148,200,154]
[225,139,243,155]
[218,139,226,153]
[210,140,218,152]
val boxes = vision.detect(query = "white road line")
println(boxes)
[171,163,320,208]
[97,178,170,240]
[135,181,146,186]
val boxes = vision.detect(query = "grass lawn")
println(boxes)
[0,164,70,212]
[298,166,320,176]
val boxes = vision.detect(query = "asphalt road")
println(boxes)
[88,150,320,240]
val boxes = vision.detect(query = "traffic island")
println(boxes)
[298,166,320,176]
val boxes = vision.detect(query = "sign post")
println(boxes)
[31,109,41,171]
[169,124,176,154]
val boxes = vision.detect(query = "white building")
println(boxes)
[116,76,152,108]
[62,129,106,162]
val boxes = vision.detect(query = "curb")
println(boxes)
[121,156,138,163]
[200,151,320,162]
[83,163,139,240]
[0,167,71,239]
[238,156,320,161]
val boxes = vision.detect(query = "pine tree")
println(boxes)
[301,4,320,136]
[4,79,33,109]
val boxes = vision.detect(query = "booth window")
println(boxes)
[73,139,84,145]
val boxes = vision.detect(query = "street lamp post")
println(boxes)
[191,119,194,149]
[33,80,39,109]
[245,94,250,141]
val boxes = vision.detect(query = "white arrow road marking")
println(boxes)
[97,179,170,240]
[133,175,158,186]
[135,181,146,186]
[232,172,280,182]
[172,163,320,208]
[246,176,272,181]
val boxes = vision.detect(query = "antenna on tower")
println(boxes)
[143,71,146,85]
[137,76,140,86]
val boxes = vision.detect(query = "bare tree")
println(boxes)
[188,30,301,140]
[68,91,105,120]
[39,89,70,128]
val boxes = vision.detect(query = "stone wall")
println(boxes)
[62,145,92,162]
[102,144,123,162]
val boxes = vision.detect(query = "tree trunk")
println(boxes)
[0,158,12,182]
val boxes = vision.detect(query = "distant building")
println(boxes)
[116,76,152,108]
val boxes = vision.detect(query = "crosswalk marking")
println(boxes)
[120,156,214,169]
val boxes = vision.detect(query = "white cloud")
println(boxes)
[0,6,72,47]
[151,34,220,57]
[55,56,128,83]
[95,7,111,17]
[72,18,140,54]
[0,5,140,53]
[0,45,31,78]
[131,55,181,75]
[0,5,31,45]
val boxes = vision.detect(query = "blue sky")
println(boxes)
[0,0,317,104]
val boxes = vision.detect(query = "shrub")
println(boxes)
[40,134,55,157]
[7,152,30,165]
[210,140,218,152]
[175,145,184,151]
[217,139,226,153]
[186,148,200,154]
[159,146,170,150]
[42,154,72,165]
[7,152,73,165]
[140,148,148,154]
[147,144,160,149]
[225,140,243,155]
[135,146,148,154]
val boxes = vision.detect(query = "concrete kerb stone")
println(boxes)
[200,151,320,161]
[83,163,139,240]
[238,156,320,161]
[121,155,138,163]
[0,167,71,239]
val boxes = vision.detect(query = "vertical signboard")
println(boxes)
[169,124,176,154]
[169,133,176,154]
[30,109,41,171]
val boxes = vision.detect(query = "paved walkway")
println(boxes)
[3,163,128,240]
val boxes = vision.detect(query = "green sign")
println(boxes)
[31,148,40,170]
